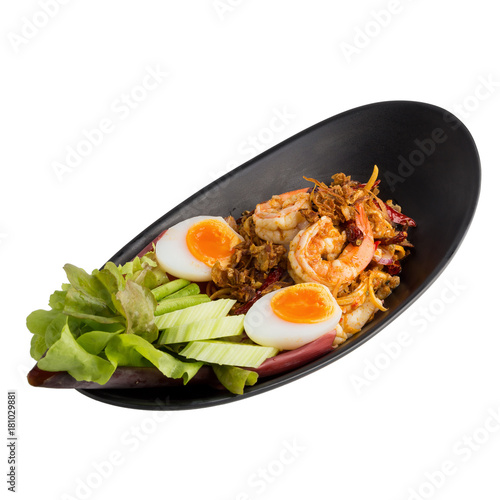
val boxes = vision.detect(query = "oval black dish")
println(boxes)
[78,100,481,410]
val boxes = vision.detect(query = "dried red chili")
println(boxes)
[378,230,408,245]
[345,220,364,246]
[383,202,416,227]
[385,260,402,275]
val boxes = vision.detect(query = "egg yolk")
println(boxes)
[186,219,240,267]
[270,283,335,324]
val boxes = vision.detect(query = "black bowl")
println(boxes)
[78,100,480,410]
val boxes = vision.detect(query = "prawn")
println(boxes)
[288,203,375,292]
[339,300,379,336]
[253,188,311,244]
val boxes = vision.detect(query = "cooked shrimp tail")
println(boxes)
[288,203,375,292]
[253,188,311,244]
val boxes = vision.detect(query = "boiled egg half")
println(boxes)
[155,216,243,281]
[244,283,342,350]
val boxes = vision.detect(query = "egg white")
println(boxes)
[155,216,242,282]
[243,284,342,350]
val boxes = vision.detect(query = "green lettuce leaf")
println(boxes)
[118,253,169,289]
[133,268,162,290]
[105,334,202,383]
[30,334,48,361]
[62,285,106,317]
[44,313,68,347]
[64,264,114,309]
[37,324,115,384]
[113,280,158,342]
[136,253,157,269]
[27,257,202,387]
[28,259,163,361]
[63,287,123,324]
[26,309,61,336]
[94,262,125,297]
[49,289,67,310]
[76,330,120,356]
[117,256,143,277]
[212,365,259,395]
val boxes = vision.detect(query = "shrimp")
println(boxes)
[288,203,375,292]
[339,300,378,335]
[338,269,400,339]
[253,188,311,244]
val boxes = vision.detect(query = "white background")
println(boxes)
[1,1,499,499]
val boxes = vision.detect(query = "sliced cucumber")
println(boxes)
[154,299,236,330]
[166,283,200,300]
[179,340,279,368]
[157,315,245,344]
[154,294,210,316]
[151,279,190,301]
